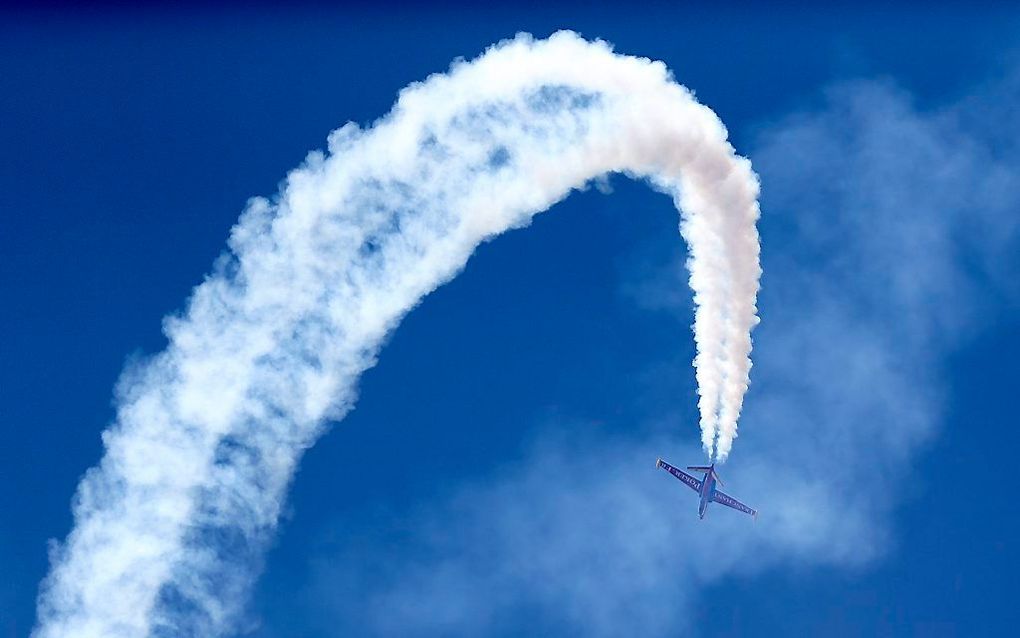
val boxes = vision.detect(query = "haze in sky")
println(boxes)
[2,4,1019,637]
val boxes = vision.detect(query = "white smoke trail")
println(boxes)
[34,31,760,638]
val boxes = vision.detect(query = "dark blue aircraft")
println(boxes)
[657,458,757,520]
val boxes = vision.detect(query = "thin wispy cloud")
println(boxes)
[290,72,1020,637]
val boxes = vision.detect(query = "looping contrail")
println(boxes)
[34,31,760,638]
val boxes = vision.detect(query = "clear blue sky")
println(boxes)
[2,3,1019,637]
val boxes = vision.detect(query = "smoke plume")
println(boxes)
[34,31,760,638]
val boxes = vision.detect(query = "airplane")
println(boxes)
[656,458,757,520]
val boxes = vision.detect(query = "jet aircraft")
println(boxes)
[656,458,757,520]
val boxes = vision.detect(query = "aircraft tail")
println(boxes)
[687,465,723,486]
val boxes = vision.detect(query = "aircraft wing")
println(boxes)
[712,489,757,519]
[656,459,702,493]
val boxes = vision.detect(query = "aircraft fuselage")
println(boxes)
[698,466,717,519]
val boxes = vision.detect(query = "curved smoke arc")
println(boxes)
[34,31,760,638]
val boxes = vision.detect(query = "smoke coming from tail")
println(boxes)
[34,32,760,637]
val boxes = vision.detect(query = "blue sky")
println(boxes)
[2,4,1020,637]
